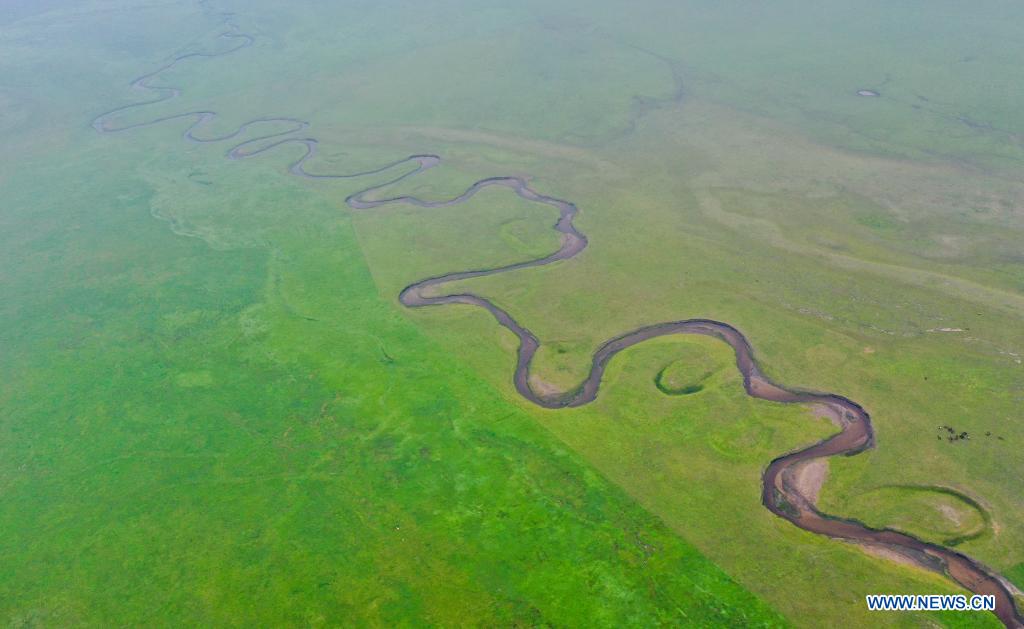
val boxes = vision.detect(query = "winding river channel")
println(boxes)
[91,19,1023,628]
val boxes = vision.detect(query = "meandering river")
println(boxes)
[91,19,1023,628]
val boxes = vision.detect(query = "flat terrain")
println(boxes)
[2,0,1023,626]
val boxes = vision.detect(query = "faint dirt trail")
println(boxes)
[91,14,1023,628]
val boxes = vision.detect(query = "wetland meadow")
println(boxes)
[2,1,1023,626]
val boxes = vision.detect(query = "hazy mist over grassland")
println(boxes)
[1,1,1022,626]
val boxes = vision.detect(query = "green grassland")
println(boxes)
[1009,564,1024,590]
[2,151,793,626]
[842,486,990,546]
[0,2,785,626]
[3,0,1022,627]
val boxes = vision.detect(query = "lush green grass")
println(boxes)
[654,346,718,396]
[356,103,1024,579]
[333,2,1023,625]
[3,0,1022,627]
[842,486,990,546]
[0,115,787,628]
[0,3,796,625]
[1008,564,1024,590]
[389,305,1002,627]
